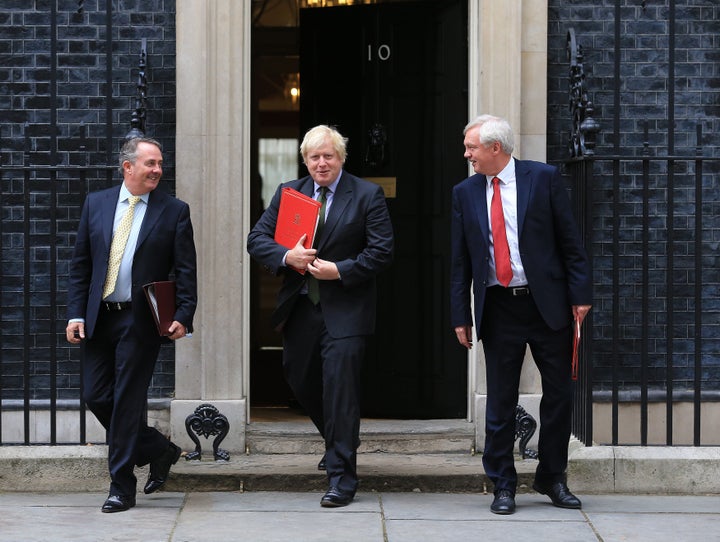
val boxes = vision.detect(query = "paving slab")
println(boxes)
[384,518,595,542]
[1,491,719,542]
[0,492,181,542]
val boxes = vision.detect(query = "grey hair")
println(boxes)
[300,125,348,164]
[464,115,514,155]
[119,137,162,173]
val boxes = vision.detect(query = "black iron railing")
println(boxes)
[564,24,719,447]
[0,129,115,444]
[0,28,156,444]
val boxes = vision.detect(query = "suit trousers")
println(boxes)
[82,309,169,497]
[282,295,365,495]
[479,286,573,494]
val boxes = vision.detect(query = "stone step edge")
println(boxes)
[246,439,475,455]
[2,446,719,495]
[169,451,518,493]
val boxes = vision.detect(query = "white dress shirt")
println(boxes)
[312,172,340,220]
[104,184,148,301]
[485,160,528,287]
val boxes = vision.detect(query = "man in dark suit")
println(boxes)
[66,137,197,512]
[450,115,592,515]
[247,125,394,507]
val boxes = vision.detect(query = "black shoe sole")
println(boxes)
[101,498,135,513]
[490,507,515,515]
[321,499,352,508]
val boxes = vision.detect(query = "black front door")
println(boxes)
[300,0,468,418]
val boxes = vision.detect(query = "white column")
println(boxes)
[520,0,549,162]
[172,0,252,454]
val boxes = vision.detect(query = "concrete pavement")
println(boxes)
[2,438,719,541]
[1,490,719,542]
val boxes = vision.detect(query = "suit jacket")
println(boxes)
[247,171,394,338]
[67,185,197,340]
[450,158,592,335]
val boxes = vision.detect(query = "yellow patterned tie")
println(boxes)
[102,195,140,299]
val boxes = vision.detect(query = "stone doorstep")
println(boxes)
[0,448,525,494]
[1,445,719,495]
[165,452,502,493]
[248,439,476,455]
[246,421,476,455]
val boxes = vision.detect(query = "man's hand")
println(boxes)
[572,305,592,325]
[66,322,85,344]
[285,234,317,271]
[307,258,340,281]
[167,321,188,341]
[454,325,473,349]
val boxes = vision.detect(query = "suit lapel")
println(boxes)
[317,173,351,249]
[470,174,489,242]
[298,176,315,199]
[101,186,122,252]
[514,158,532,236]
[136,189,166,249]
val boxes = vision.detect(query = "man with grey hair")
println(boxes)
[248,125,394,507]
[66,137,197,512]
[450,115,592,514]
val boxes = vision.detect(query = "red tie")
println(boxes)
[491,177,513,287]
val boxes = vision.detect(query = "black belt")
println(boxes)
[490,285,531,297]
[102,301,132,311]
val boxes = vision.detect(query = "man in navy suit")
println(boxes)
[247,125,394,507]
[66,137,197,512]
[450,115,592,514]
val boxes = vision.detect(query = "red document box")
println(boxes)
[274,187,321,274]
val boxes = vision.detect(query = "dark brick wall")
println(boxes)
[548,0,720,393]
[548,0,720,159]
[0,0,177,401]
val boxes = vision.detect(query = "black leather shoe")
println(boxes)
[101,494,136,513]
[320,487,354,508]
[532,481,582,509]
[490,489,516,515]
[144,442,182,494]
[318,454,327,471]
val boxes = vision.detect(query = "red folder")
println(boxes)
[274,187,321,275]
[143,281,176,336]
[571,319,581,381]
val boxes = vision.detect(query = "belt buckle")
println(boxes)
[513,287,529,296]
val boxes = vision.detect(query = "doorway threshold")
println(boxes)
[247,407,475,455]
